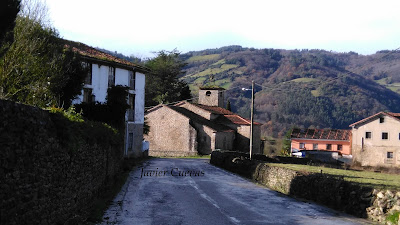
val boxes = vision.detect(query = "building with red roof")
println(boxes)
[290,128,352,156]
[144,88,262,156]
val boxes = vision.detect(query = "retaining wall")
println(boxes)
[0,100,124,225]
[210,151,400,223]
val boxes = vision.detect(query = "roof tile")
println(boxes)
[63,39,148,71]
[291,128,351,141]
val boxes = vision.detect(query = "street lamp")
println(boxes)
[241,81,255,160]
[249,81,254,160]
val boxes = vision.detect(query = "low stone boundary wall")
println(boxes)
[149,150,198,157]
[0,100,124,225]
[210,151,400,223]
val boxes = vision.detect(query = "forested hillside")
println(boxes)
[180,46,400,137]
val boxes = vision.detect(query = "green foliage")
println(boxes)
[0,9,87,108]
[226,99,231,111]
[281,128,292,156]
[48,105,121,153]
[48,105,84,122]
[186,54,220,63]
[106,85,130,129]
[270,163,400,190]
[386,211,399,224]
[75,85,129,131]
[48,45,88,108]
[145,49,191,106]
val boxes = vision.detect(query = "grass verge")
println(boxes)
[159,155,211,159]
[386,211,400,224]
[268,163,400,191]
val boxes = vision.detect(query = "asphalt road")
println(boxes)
[100,158,370,225]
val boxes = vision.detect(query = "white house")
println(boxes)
[350,112,400,167]
[67,40,148,158]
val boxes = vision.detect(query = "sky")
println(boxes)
[45,0,400,58]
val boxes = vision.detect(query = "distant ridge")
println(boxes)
[180,46,400,137]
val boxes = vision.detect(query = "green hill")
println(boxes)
[180,46,400,137]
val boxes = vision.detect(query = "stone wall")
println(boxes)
[210,151,400,224]
[198,89,224,108]
[126,122,144,158]
[145,106,196,154]
[0,100,124,225]
[353,145,400,167]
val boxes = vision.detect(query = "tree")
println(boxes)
[0,0,87,107]
[0,0,21,57]
[144,49,191,106]
[48,45,87,108]
[226,99,231,111]
[280,127,293,156]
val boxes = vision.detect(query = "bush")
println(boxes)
[48,105,121,153]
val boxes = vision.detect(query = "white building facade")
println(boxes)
[69,41,147,158]
[350,112,400,167]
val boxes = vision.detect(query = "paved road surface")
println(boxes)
[100,158,370,225]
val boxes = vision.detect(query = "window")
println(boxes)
[313,143,318,150]
[83,63,92,85]
[206,91,211,96]
[83,88,93,103]
[380,117,384,123]
[326,144,332,150]
[387,152,394,159]
[337,144,343,151]
[361,137,364,151]
[128,94,135,121]
[299,143,305,149]
[108,67,115,87]
[128,133,133,150]
[129,94,135,110]
[129,71,135,90]
[382,132,389,140]
[365,132,372,139]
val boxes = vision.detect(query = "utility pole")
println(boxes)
[249,80,254,160]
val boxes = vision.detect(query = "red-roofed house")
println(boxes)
[67,40,149,158]
[144,87,262,156]
[290,128,352,156]
[350,111,400,167]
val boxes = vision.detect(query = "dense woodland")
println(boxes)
[180,46,400,138]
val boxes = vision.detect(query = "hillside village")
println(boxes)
[1,0,400,224]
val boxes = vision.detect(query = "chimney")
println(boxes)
[198,87,225,107]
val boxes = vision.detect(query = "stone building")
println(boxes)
[350,111,400,167]
[145,87,262,156]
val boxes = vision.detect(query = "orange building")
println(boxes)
[291,128,352,156]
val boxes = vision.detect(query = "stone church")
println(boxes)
[144,87,262,156]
